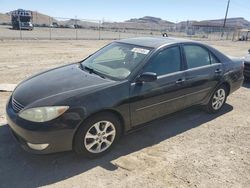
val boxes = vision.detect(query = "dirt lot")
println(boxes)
[0,39,249,188]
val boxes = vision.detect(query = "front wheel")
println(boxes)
[73,112,122,158]
[205,85,228,113]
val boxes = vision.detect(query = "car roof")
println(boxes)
[118,37,195,49]
[118,37,231,63]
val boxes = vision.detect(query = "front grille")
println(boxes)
[12,98,24,113]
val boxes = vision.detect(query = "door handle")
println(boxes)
[176,78,185,84]
[215,69,222,74]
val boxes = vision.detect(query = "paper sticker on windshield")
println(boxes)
[131,48,150,55]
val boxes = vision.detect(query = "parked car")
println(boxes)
[243,49,250,80]
[238,29,250,41]
[6,37,244,157]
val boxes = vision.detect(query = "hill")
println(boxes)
[58,19,99,28]
[127,16,174,25]
[32,11,57,26]
[0,13,11,24]
[1,10,250,30]
[201,17,250,28]
[0,11,57,26]
[103,16,175,31]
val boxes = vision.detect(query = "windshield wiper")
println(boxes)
[80,64,106,79]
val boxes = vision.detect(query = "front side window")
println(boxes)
[81,42,151,80]
[184,45,211,69]
[210,53,220,64]
[143,46,181,76]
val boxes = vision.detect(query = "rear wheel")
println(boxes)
[205,85,228,113]
[74,112,122,158]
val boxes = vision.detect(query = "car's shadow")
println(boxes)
[0,104,233,187]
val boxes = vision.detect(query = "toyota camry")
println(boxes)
[6,37,244,157]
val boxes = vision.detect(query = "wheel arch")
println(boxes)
[203,81,231,105]
[72,109,125,156]
[74,109,126,138]
[220,81,231,95]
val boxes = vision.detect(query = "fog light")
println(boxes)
[27,142,49,150]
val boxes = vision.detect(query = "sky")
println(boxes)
[1,0,250,22]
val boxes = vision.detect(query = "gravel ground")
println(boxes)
[0,39,249,188]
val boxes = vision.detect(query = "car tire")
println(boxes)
[205,85,228,114]
[73,112,122,158]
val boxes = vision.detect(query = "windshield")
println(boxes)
[81,42,152,80]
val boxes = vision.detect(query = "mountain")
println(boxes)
[102,16,175,31]
[113,16,250,30]
[0,11,56,26]
[58,19,99,28]
[127,16,174,25]
[0,10,250,30]
[198,17,250,28]
[32,11,57,26]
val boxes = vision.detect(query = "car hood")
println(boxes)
[12,63,115,107]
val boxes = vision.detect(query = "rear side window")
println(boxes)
[143,46,181,76]
[184,45,211,69]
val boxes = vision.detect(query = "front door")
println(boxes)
[129,46,187,127]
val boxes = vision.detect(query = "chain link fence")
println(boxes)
[0,15,239,40]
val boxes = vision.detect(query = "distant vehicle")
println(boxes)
[74,24,81,29]
[243,49,250,79]
[51,22,59,28]
[162,32,168,37]
[65,24,75,29]
[11,9,33,30]
[6,37,244,158]
[238,29,250,41]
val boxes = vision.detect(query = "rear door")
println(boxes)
[182,44,222,106]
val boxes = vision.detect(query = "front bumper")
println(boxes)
[6,98,84,154]
[20,24,33,30]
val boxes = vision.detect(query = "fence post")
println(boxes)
[135,22,138,37]
[18,15,22,40]
[49,17,52,40]
[75,16,78,40]
[207,27,209,39]
[98,20,101,40]
[232,30,235,41]
[221,28,224,40]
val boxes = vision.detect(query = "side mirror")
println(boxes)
[248,49,250,54]
[136,72,157,83]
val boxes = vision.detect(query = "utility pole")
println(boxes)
[221,0,230,37]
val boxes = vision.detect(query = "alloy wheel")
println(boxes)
[212,88,226,110]
[84,121,116,153]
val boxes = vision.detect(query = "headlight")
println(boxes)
[18,106,69,122]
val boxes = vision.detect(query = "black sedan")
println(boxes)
[6,37,244,157]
